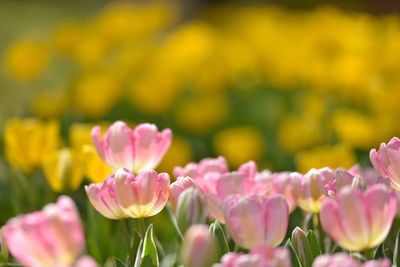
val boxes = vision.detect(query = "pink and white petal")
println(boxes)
[364,184,396,248]
[263,195,289,247]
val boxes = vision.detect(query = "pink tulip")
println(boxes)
[1,196,85,267]
[74,256,99,267]
[320,184,396,251]
[115,168,170,218]
[85,174,128,219]
[312,253,390,267]
[174,156,229,195]
[169,176,196,210]
[370,137,400,191]
[180,224,218,267]
[256,171,297,212]
[214,244,291,267]
[223,195,289,249]
[174,158,258,224]
[92,121,172,173]
[293,168,334,213]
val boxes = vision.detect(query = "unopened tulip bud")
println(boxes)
[176,187,206,233]
[181,225,218,267]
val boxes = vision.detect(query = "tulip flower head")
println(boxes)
[370,137,400,191]
[4,118,60,173]
[86,168,170,219]
[223,194,289,249]
[180,224,218,267]
[115,168,170,218]
[312,253,390,267]
[169,176,196,210]
[214,244,291,267]
[85,174,128,219]
[1,196,85,267]
[92,121,172,173]
[293,168,334,213]
[320,184,396,251]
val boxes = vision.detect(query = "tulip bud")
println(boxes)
[180,225,218,267]
[176,188,206,233]
[291,227,314,267]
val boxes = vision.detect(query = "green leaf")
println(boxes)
[285,239,301,267]
[393,229,400,266]
[134,239,143,267]
[140,224,159,267]
[209,221,229,256]
[114,257,128,267]
[306,230,321,258]
[291,227,314,267]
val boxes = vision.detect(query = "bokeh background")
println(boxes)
[1,0,400,178]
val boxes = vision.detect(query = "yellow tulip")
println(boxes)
[4,118,60,173]
[42,148,84,192]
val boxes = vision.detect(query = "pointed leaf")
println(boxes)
[141,224,159,267]
[285,239,301,267]
[306,230,321,258]
[134,239,144,267]
[291,227,314,267]
[114,257,128,267]
[209,221,230,255]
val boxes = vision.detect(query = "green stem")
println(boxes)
[121,220,135,267]
[362,248,375,261]
[136,218,146,238]
[313,214,326,253]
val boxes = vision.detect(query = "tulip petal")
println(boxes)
[364,185,396,248]
[263,195,288,247]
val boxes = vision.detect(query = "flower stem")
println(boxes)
[121,219,135,267]
[136,218,147,239]
[313,214,326,253]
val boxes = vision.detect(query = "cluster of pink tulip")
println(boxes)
[2,120,400,267]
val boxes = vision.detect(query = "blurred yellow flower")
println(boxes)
[42,148,84,192]
[31,89,68,118]
[277,115,323,153]
[73,73,121,118]
[81,145,113,183]
[175,94,229,134]
[331,109,377,149]
[52,21,83,55]
[68,123,112,183]
[157,137,192,175]
[213,126,264,167]
[295,144,356,173]
[4,39,50,81]
[69,123,97,149]
[4,118,60,173]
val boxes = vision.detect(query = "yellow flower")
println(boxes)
[331,109,377,149]
[81,145,113,183]
[295,144,356,173]
[277,115,323,153]
[213,126,264,167]
[157,137,192,175]
[31,89,68,118]
[175,94,229,134]
[69,123,112,183]
[42,148,84,192]
[73,73,121,118]
[4,39,50,81]
[4,118,60,173]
